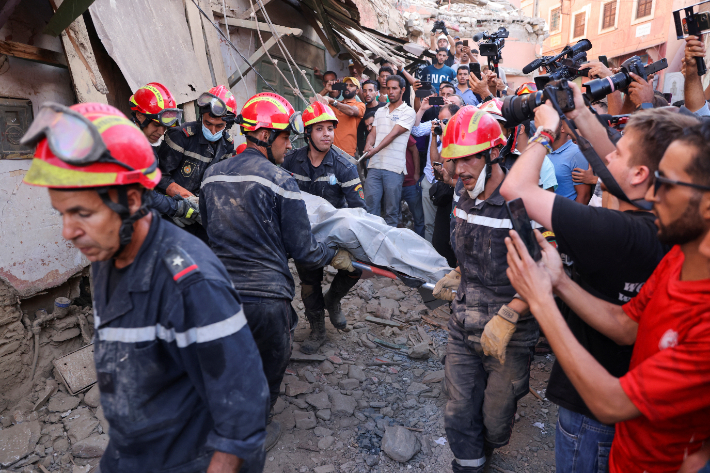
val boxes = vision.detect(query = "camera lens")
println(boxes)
[583,71,630,102]
[501,91,543,127]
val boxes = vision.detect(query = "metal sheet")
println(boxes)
[53,344,96,395]
[89,0,211,103]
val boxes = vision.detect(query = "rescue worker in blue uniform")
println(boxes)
[128,82,201,226]
[200,93,357,452]
[281,102,366,354]
[432,107,539,472]
[21,102,269,473]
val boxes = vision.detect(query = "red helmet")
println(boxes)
[441,106,506,159]
[302,102,338,128]
[235,142,247,154]
[23,102,160,189]
[198,85,237,118]
[129,82,182,127]
[237,92,303,134]
[516,82,537,96]
[478,99,505,122]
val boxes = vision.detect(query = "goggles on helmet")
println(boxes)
[287,111,305,134]
[145,108,183,127]
[20,102,154,173]
[197,92,233,117]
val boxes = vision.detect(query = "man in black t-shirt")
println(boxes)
[357,80,387,155]
[499,83,699,473]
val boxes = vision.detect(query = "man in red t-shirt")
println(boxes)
[504,117,710,473]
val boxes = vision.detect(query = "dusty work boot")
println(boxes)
[264,420,281,452]
[300,310,326,354]
[323,270,361,329]
[323,291,347,329]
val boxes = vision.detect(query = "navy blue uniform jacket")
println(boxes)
[281,146,365,209]
[91,213,269,473]
[200,147,337,300]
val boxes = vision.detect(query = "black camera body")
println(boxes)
[673,1,710,75]
[584,56,668,101]
[523,39,592,88]
[433,118,450,136]
[501,79,575,127]
[475,27,509,57]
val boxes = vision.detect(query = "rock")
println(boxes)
[71,433,109,458]
[406,382,432,395]
[63,407,99,444]
[379,287,406,301]
[82,384,100,408]
[348,365,367,381]
[381,425,421,462]
[273,397,287,415]
[304,371,317,383]
[285,380,313,397]
[408,342,430,360]
[48,392,80,413]
[0,420,40,467]
[412,368,425,377]
[53,438,69,452]
[329,392,357,416]
[314,465,335,473]
[33,382,58,411]
[291,398,309,409]
[422,370,445,384]
[375,306,394,320]
[305,392,331,410]
[339,378,359,390]
[95,406,109,434]
[314,427,333,437]
[73,465,91,473]
[319,360,335,374]
[316,409,331,421]
[293,410,317,429]
[360,333,377,349]
[365,454,380,466]
[381,407,394,417]
[328,355,342,365]
[318,435,335,450]
[379,298,400,312]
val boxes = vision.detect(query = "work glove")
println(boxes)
[432,269,460,301]
[172,195,201,227]
[331,249,355,272]
[481,305,519,364]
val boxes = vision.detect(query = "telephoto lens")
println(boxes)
[501,92,544,127]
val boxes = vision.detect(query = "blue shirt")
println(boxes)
[548,140,589,200]
[422,64,455,92]
[455,86,480,106]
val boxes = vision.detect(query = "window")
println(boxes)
[550,7,561,32]
[637,0,653,18]
[602,1,616,29]
[0,98,33,159]
[574,12,586,38]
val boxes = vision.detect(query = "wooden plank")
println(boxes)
[44,0,97,37]
[301,0,340,55]
[0,40,68,68]
[184,0,212,90]
[198,0,229,86]
[227,35,279,88]
[219,17,302,37]
[50,0,108,103]
[365,316,402,327]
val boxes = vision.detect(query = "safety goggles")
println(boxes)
[145,108,183,127]
[653,170,710,195]
[197,92,232,117]
[287,111,305,134]
[20,102,140,171]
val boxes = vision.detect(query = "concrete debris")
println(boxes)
[47,392,80,413]
[82,384,100,408]
[422,369,446,384]
[0,420,40,467]
[63,407,99,444]
[329,392,357,416]
[305,392,332,411]
[408,342,431,360]
[381,425,421,462]
[71,433,109,458]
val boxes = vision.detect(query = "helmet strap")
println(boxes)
[245,129,280,164]
[305,127,327,154]
[131,112,150,130]
[97,187,149,259]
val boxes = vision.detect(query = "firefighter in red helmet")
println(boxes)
[200,92,355,452]
[21,102,269,473]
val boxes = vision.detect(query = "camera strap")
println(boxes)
[545,92,652,211]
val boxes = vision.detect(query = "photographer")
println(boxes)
[505,117,710,473]
[500,80,699,473]
[683,35,710,116]
[320,77,366,157]
[578,61,624,115]
[411,99,461,241]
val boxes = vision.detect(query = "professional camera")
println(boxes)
[584,56,668,101]
[474,27,508,57]
[433,118,450,136]
[431,20,448,35]
[522,39,592,88]
[673,0,710,75]
[501,79,576,127]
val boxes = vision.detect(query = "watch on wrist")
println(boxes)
[482,94,494,103]
[497,304,520,324]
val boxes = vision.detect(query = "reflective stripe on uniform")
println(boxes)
[340,177,360,187]
[288,173,359,188]
[201,174,304,201]
[455,457,486,467]
[165,134,212,163]
[97,309,247,347]
[454,208,543,229]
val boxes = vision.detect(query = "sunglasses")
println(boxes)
[653,170,710,195]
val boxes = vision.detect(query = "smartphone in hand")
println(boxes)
[332,83,347,91]
[505,198,542,262]
[429,96,445,106]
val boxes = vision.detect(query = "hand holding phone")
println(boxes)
[505,198,541,262]
[429,96,445,106]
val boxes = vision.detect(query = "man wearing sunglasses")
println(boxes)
[200,92,356,453]
[21,102,269,473]
[128,82,201,228]
[157,85,236,215]
[501,81,702,473]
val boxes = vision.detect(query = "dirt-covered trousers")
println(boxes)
[296,264,362,312]
[444,319,534,472]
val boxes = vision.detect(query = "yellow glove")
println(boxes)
[481,305,519,364]
[432,269,460,301]
[331,249,355,272]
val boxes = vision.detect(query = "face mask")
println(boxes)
[202,123,223,142]
[467,164,487,200]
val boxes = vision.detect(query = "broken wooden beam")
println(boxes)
[0,40,68,68]
[365,316,402,327]
[219,18,302,37]
[422,315,447,330]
